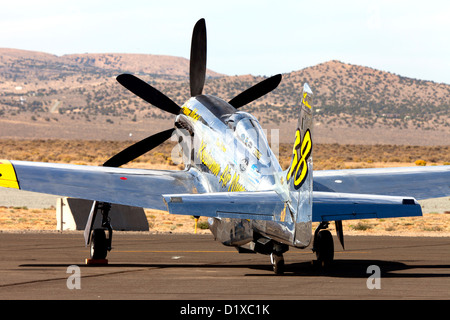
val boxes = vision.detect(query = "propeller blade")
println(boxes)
[103,128,175,167]
[190,18,207,97]
[117,74,180,115]
[228,74,282,108]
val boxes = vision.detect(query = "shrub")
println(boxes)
[415,159,427,166]
[197,221,209,229]
[350,221,373,231]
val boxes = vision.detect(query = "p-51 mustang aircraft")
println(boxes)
[0,19,449,274]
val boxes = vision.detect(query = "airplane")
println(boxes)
[0,19,449,274]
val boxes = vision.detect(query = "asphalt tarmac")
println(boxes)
[0,232,449,302]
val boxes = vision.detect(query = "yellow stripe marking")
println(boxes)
[0,160,19,189]
[302,92,312,109]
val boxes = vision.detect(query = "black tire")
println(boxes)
[315,229,334,265]
[271,253,285,275]
[90,228,108,259]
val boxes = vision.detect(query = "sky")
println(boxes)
[1,0,450,84]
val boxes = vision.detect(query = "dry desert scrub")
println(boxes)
[0,206,210,234]
[1,206,450,236]
[1,139,449,170]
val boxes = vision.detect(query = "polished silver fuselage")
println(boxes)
[174,95,312,250]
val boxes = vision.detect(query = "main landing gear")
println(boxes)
[312,220,344,267]
[84,201,113,263]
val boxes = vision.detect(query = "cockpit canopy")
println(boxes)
[226,111,272,165]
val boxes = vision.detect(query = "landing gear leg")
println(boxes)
[312,221,334,266]
[86,201,113,261]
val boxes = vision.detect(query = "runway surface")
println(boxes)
[0,232,449,301]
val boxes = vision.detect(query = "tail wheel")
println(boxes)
[90,228,108,260]
[270,252,285,275]
[315,229,334,266]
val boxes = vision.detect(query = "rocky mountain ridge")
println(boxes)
[0,48,448,144]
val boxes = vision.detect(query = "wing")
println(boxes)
[313,166,450,200]
[0,160,198,211]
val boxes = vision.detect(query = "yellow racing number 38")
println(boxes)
[286,129,312,189]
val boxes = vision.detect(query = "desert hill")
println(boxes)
[63,53,224,78]
[0,48,222,78]
[0,48,448,144]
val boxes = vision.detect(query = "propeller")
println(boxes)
[103,128,175,168]
[106,19,206,168]
[189,18,207,97]
[107,18,281,169]
[228,74,282,108]
[103,73,178,167]
[116,74,180,115]
[187,19,205,233]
